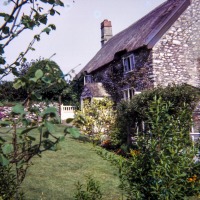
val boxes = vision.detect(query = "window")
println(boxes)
[123,88,141,101]
[123,88,135,101]
[84,75,93,85]
[122,54,135,73]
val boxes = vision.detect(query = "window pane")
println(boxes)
[130,55,135,70]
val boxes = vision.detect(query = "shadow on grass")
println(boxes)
[72,135,91,143]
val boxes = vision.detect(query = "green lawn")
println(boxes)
[20,126,121,200]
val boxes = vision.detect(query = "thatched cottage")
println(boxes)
[78,0,200,137]
[79,0,200,104]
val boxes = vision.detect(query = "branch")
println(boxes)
[0,0,28,35]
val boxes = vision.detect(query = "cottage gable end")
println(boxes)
[152,0,200,87]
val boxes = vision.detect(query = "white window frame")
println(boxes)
[122,54,135,73]
[84,75,93,85]
[123,88,141,101]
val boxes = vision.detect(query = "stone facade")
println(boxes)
[152,0,200,87]
[89,47,154,103]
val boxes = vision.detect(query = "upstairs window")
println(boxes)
[84,75,93,85]
[122,54,135,73]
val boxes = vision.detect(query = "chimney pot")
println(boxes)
[101,19,113,47]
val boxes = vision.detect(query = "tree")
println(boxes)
[14,59,66,104]
[0,1,80,199]
[0,0,65,80]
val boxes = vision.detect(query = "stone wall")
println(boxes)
[152,0,200,87]
[90,47,153,103]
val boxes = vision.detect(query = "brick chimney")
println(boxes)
[101,19,113,47]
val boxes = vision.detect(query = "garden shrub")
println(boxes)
[119,97,200,199]
[112,84,200,147]
[74,176,102,200]
[73,98,116,144]
[0,81,27,102]
[100,96,200,199]
[0,166,18,200]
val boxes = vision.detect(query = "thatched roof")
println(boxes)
[81,83,110,98]
[79,0,191,75]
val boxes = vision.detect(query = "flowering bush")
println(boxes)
[73,98,116,144]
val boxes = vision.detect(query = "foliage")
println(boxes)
[0,1,78,198]
[61,75,84,108]
[20,59,66,101]
[126,97,200,199]
[0,104,79,198]
[0,166,18,200]
[0,81,27,102]
[74,176,103,200]
[0,0,65,80]
[104,97,200,200]
[73,98,116,143]
[112,84,200,147]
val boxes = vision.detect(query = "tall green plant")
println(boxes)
[112,84,200,147]
[114,97,200,199]
[74,176,102,200]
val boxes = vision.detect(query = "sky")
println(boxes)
[1,0,166,80]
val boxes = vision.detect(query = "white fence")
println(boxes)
[60,104,76,121]
[190,133,200,142]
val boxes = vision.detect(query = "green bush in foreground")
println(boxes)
[99,96,200,200]
[120,97,200,199]
[74,176,102,200]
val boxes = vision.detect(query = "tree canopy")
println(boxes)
[13,59,66,103]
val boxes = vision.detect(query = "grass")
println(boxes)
[19,125,121,200]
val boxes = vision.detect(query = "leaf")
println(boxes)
[0,67,5,74]
[0,154,9,166]
[20,127,38,135]
[0,58,6,65]
[45,121,56,134]
[48,24,56,30]
[0,44,5,54]
[14,62,20,66]
[26,136,36,141]
[55,0,64,7]
[59,136,65,142]
[66,118,74,123]
[12,68,19,76]
[50,9,55,16]
[29,77,38,82]
[35,69,43,79]
[13,80,22,89]
[12,104,25,115]
[34,34,40,41]
[65,127,80,138]
[0,155,9,166]
[41,76,51,84]
[42,27,51,35]
[2,26,9,34]
[0,121,12,127]
[3,14,14,23]
[0,136,6,143]
[42,107,57,116]
[48,0,55,4]
[39,15,47,24]
[2,144,13,155]
[33,92,42,100]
